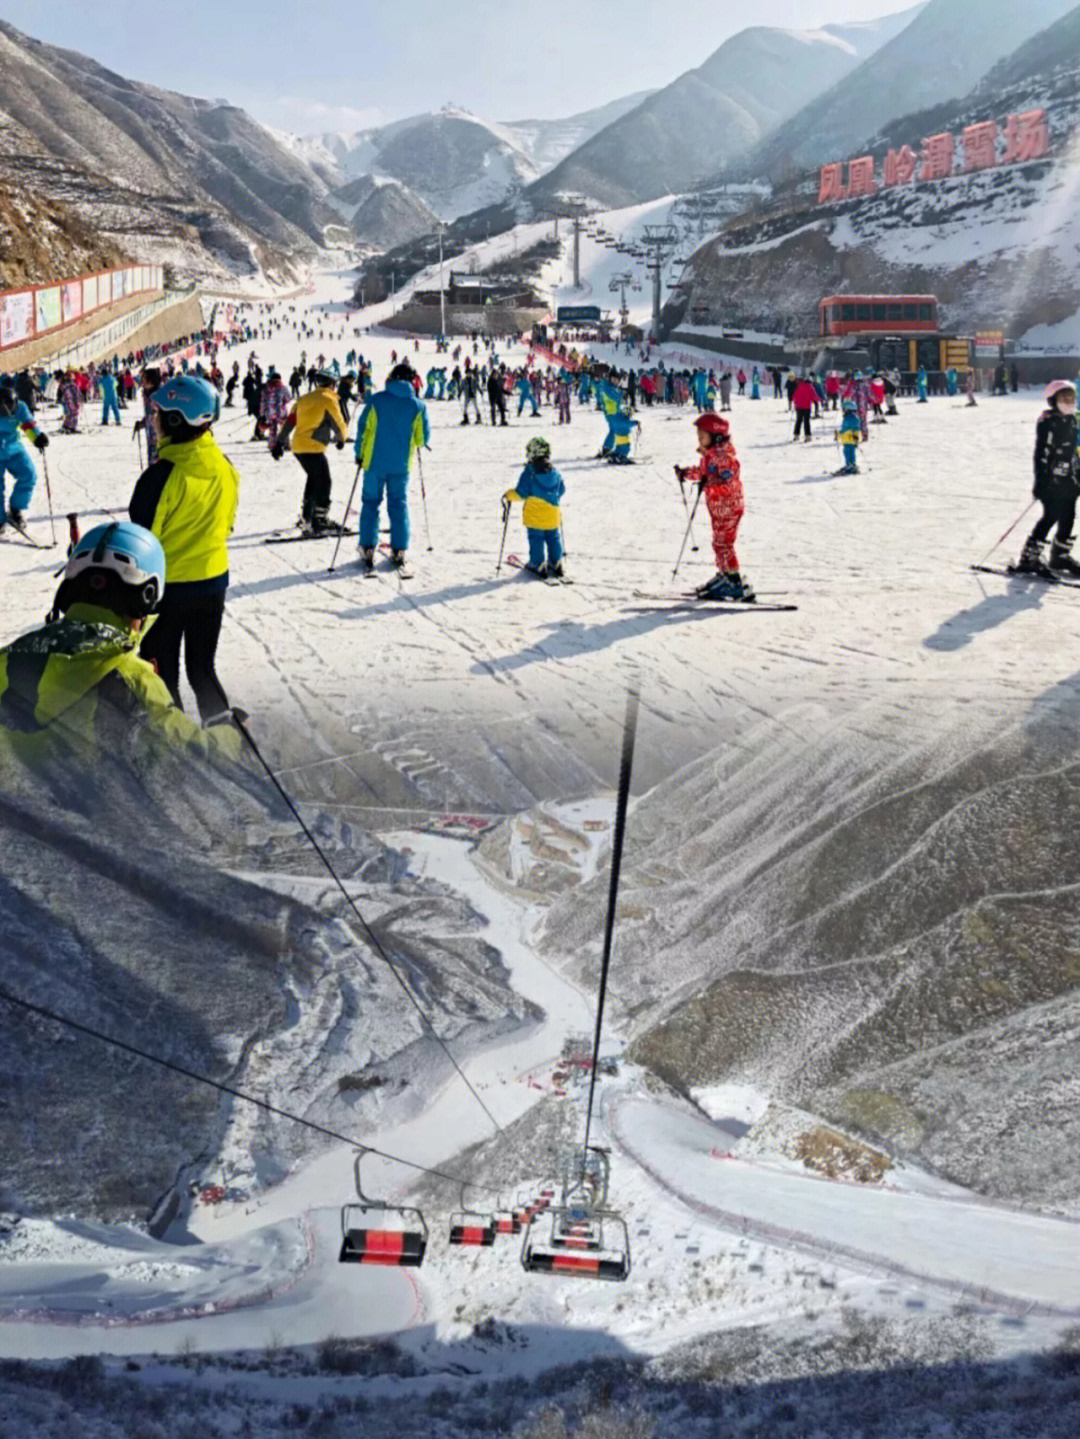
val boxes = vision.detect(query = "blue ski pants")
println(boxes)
[527,527,563,568]
[0,448,37,514]
[360,471,409,551]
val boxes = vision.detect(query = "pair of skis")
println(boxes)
[971,564,1080,589]
[264,523,355,546]
[627,588,797,614]
[1,517,53,550]
[505,554,573,585]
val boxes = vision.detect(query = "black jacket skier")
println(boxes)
[1017,382,1080,574]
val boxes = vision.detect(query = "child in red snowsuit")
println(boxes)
[676,413,753,600]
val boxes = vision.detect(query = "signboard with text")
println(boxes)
[557,305,602,323]
[819,109,1050,205]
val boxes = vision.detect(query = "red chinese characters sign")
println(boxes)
[818,109,1049,204]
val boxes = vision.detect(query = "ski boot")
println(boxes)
[1015,538,1052,577]
[696,570,754,602]
[8,507,25,532]
[360,545,375,574]
[390,549,408,570]
[548,559,565,579]
[1050,537,1080,576]
[525,561,548,578]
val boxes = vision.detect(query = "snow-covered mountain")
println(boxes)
[744,0,1080,181]
[499,91,657,173]
[524,9,924,210]
[286,107,541,223]
[670,5,1080,346]
[343,174,442,250]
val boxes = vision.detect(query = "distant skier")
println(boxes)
[1015,380,1080,576]
[675,413,752,601]
[0,377,48,533]
[488,367,509,426]
[502,436,565,578]
[836,398,862,474]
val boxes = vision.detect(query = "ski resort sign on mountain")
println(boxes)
[818,109,1049,204]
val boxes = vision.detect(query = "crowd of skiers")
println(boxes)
[4,287,1080,763]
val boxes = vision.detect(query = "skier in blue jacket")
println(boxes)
[354,363,431,573]
[0,377,48,532]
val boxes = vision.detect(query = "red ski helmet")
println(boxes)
[694,413,730,440]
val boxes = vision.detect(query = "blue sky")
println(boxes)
[0,0,918,134]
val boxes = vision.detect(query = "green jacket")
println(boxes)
[0,604,241,763]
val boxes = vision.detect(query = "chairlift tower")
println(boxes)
[608,270,641,328]
[641,224,679,339]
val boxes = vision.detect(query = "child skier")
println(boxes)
[836,398,861,474]
[1016,380,1080,576]
[502,436,565,579]
[675,413,752,601]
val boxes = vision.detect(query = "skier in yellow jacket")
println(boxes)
[128,374,238,722]
[0,521,241,766]
[271,369,349,536]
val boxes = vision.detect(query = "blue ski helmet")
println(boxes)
[152,373,220,427]
[64,521,166,617]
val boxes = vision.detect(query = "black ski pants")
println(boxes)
[140,588,230,721]
[490,395,507,425]
[794,408,812,440]
[1030,488,1078,547]
[296,451,332,522]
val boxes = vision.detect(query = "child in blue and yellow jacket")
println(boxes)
[503,436,565,578]
[837,397,861,474]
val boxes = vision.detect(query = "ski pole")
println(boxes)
[417,449,433,551]
[66,512,80,556]
[672,484,704,580]
[134,425,144,471]
[496,502,510,575]
[977,500,1036,566]
[41,452,57,546]
[329,463,362,574]
[674,470,699,551]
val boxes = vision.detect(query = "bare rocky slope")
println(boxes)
[537,688,1080,1212]
[0,18,338,283]
[0,735,532,1225]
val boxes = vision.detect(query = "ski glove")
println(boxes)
[34,434,49,451]
[270,443,284,461]
[336,439,345,450]
[501,498,511,524]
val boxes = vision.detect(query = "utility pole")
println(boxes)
[572,215,583,290]
[437,224,446,339]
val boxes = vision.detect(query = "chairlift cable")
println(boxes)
[233,714,504,1137]
[0,982,484,1192]
[581,683,639,1162]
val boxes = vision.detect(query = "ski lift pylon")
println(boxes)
[339,1148,428,1267]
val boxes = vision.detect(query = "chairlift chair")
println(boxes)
[339,1149,428,1267]
[448,1186,496,1247]
[521,1205,631,1281]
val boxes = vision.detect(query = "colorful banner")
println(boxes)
[0,263,164,351]
[61,281,83,324]
[36,286,62,333]
[0,290,34,348]
[819,109,1050,205]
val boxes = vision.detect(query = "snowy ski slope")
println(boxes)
[3,262,1080,1368]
